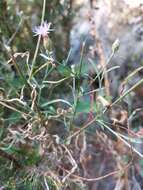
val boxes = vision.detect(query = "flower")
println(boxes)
[33,21,53,38]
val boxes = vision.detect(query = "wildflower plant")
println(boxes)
[1,0,143,190]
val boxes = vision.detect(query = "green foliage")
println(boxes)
[76,99,96,114]
[1,0,143,189]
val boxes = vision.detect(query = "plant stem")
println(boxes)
[29,0,46,80]
[111,78,143,107]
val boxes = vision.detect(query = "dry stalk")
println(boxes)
[88,10,111,99]
[67,116,96,141]
[79,132,88,177]
[61,144,77,183]
[61,159,132,182]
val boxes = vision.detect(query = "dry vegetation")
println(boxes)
[0,0,143,189]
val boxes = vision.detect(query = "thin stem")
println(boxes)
[67,116,97,141]
[97,120,143,158]
[43,77,70,84]
[29,0,46,80]
[0,101,31,117]
[78,42,85,76]
[110,78,143,107]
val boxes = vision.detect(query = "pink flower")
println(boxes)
[33,21,53,38]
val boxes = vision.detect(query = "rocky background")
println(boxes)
[1,0,143,189]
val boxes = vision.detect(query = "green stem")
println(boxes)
[111,78,143,107]
[29,0,46,80]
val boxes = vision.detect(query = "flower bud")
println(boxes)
[112,39,120,53]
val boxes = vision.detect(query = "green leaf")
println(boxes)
[76,99,96,113]
[57,65,72,77]
[6,112,22,124]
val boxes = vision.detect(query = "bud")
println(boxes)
[43,36,53,52]
[112,39,120,53]
[97,95,110,107]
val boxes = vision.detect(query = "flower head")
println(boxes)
[33,21,53,38]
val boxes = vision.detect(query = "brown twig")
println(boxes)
[59,159,132,182]
[67,116,96,141]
